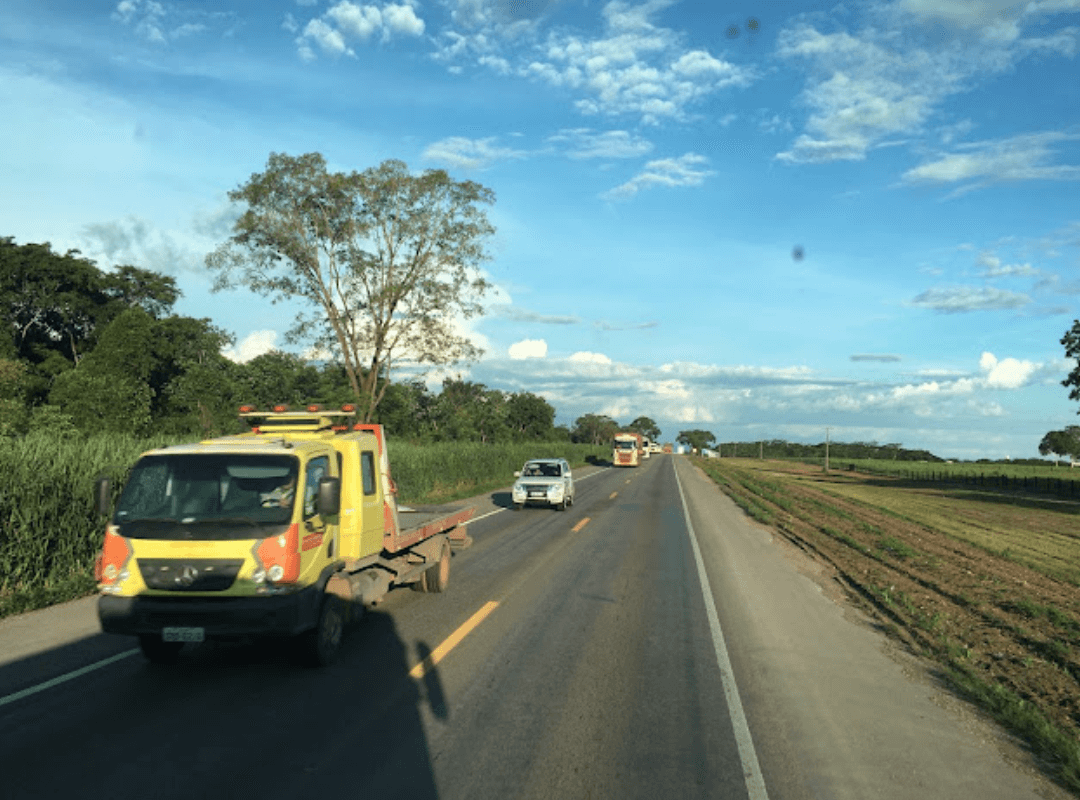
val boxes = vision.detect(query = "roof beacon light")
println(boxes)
[340,403,357,413]
[238,404,257,413]
[272,404,290,413]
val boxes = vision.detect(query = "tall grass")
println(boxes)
[0,432,181,606]
[0,432,608,617]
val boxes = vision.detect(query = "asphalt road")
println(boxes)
[0,456,1068,799]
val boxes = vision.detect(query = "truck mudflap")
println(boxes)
[98,585,323,639]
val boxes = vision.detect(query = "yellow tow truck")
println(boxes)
[94,404,474,666]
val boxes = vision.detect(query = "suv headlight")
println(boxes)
[548,483,564,494]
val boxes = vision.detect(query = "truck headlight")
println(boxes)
[268,565,284,582]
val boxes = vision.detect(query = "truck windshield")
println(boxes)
[615,441,637,450]
[114,454,299,540]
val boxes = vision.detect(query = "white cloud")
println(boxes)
[434,0,753,124]
[569,351,613,364]
[509,339,548,359]
[111,0,223,43]
[979,351,1039,388]
[547,128,654,160]
[776,4,1080,164]
[224,331,279,364]
[327,2,382,39]
[302,18,353,56]
[910,286,1032,312]
[603,152,715,199]
[901,131,1080,195]
[296,1,425,58]
[422,136,529,170]
[976,251,1039,277]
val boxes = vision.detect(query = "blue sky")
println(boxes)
[2,0,1079,458]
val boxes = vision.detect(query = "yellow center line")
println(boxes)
[408,600,499,679]
[571,517,590,532]
[609,491,618,499]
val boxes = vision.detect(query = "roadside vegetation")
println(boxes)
[697,457,1080,795]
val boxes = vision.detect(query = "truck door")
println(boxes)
[358,449,384,557]
[299,455,334,568]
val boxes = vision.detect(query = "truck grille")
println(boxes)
[137,559,243,592]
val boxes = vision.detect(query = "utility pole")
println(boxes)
[759,441,763,459]
[825,427,830,472]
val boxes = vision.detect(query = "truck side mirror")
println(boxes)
[94,476,112,518]
[318,476,341,517]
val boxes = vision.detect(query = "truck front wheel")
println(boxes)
[138,634,183,665]
[299,594,345,667]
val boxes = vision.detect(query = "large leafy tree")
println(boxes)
[1039,427,1080,465]
[677,429,716,452]
[626,415,661,442]
[207,152,495,422]
[1,237,180,406]
[571,413,619,445]
[506,391,556,439]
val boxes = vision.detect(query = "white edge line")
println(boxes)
[0,648,139,709]
[673,458,771,800]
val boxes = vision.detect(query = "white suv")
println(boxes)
[512,459,575,511]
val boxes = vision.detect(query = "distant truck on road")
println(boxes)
[613,432,643,467]
[95,404,474,666]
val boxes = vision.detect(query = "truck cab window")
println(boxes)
[361,451,376,496]
[304,456,329,518]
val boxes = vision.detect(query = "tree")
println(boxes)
[626,415,660,442]
[506,391,556,439]
[677,429,716,452]
[1039,427,1080,466]
[207,152,495,422]
[571,413,619,445]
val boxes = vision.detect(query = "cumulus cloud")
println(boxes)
[910,286,1032,313]
[976,251,1039,277]
[422,136,530,170]
[296,1,425,58]
[569,351,613,364]
[603,152,715,199]
[508,339,548,359]
[223,331,279,364]
[433,0,753,124]
[979,351,1039,388]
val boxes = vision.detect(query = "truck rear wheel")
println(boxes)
[422,540,451,593]
[139,634,183,665]
[299,594,345,667]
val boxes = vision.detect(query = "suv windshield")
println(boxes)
[115,453,299,540]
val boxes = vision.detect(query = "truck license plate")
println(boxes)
[162,627,204,643]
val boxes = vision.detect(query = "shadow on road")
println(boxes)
[0,609,444,800]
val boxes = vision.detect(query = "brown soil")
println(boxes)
[698,458,1080,791]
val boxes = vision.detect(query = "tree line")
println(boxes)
[0,235,664,445]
